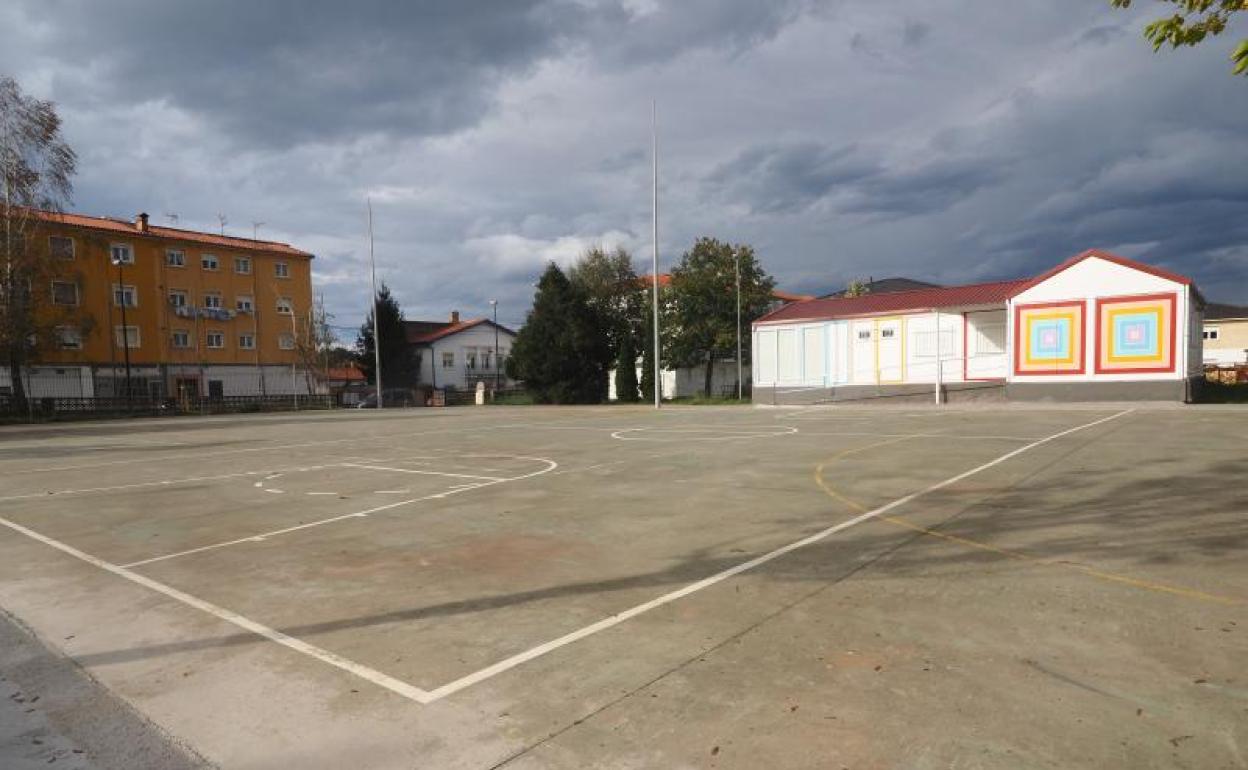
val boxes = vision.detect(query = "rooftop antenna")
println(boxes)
[252,221,266,241]
[164,212,179,226]
[216,213,228,235]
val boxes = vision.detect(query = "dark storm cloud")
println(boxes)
[706,143,1002,217]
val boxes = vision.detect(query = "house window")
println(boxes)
[1203,328,1220,341]
[236,295,254,313]
[169,289,188,307]
[234,256,251,274]
[109,243,134,265]
[114,325,141,348]
[166,249,186,267]
[442,351,455,369]
[52,281,79,306]
[278,332,295,350]
[276,297,293,315]
[239,333,256,350]
[206,330,225,349]
[274,261,290,278]
[56,326,82,350]
[974,324,1006,355]
[201,253,219,270]
[465,350,477,370]
[482,351,492,370]
[49,236,75,260]
[203,293,223,309]
[171,329,191,348]
[857,330,871,340]
[112,284,138,307]
[881,328,895,339]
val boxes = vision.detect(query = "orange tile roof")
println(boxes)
[325,366,366,381]
[756,279,1029,324]
[30,208,313,258]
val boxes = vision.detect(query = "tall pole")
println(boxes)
[367,198,383,408]
[490,299,499,394]
[651,100,661,409]
[735,248,742,400]
[290,304,299,409]
[114,257,133,402]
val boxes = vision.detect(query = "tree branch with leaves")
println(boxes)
[1112,0,1248,75]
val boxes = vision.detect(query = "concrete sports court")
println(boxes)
[0,405,1244,769]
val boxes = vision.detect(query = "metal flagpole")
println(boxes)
[367,197,383,409]
[651,100,661,409]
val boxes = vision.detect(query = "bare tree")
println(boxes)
[295,295,336,394]
[1,76,78,409]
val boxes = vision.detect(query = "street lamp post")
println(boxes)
[490,299,499,395]
[735,248,742,401]
[111,251,133,404]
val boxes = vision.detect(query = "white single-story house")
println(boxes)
[1201,303,1248,366]
[405,311,516,391]
[752,250,1205,403]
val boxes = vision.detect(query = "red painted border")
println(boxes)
[963,310,1006,382]
[1013,299,1086,376]
[1093,292,1177,375]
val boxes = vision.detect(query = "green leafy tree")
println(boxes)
[507,262,610,403]
[666,237,776,398]
[1111,0,1248,75]
[568,246,645,397]
[843,279,871,298]
[356,283,419,388]
[1,76,79,410]
[639,301,657,402]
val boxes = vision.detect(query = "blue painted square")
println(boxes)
[1029,318,1070,360]
[1112,312,1158,356]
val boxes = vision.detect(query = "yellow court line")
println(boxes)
[812,448,1244,607]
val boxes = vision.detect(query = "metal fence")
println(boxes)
[1,394,335,423]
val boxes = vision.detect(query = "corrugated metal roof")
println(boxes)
[756,279,1028,324]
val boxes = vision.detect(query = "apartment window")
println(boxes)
[168,289,188,307]
[1204,328,1220,341]
[49,236,75,260]
[114,325,141,348]
[203,293,223,309]
[234,256,252,275]
[278,332,295,350]
[206,330,225,349]
[274,261,290,278]
[239,333,256,350]
[56,326,82,350]
[442,351,454,369]
[52,281,79,306]
[276,297,293,315]
[201,253,219,271]
[112,284,138,307]
[109,243,134,265]
[166,249,186,267]
[171,329,191,348]
[235,295,254,312]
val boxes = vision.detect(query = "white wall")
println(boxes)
[1009,256,1191,382]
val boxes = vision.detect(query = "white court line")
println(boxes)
[339,463,504,482]
[0,514,435,704]
[611,426,799,442]
[0,465,342,503]
[794,431,1036,442]
[419,408,1133,702]
[121,456,558,568]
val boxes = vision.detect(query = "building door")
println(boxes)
[175,377,199,402]
[850,321,875,383]
[208,380,224,400]
[876,318,904,383]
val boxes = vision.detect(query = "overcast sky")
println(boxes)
[3,1,1245,335]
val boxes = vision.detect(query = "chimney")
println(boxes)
[135,212,150,233]
[450,310,460,324]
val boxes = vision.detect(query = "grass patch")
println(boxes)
[666,395,751,406]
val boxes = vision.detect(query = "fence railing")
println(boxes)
[0,394,335,422]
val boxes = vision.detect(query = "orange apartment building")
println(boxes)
[4,209,315,399]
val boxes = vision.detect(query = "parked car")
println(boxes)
[356,388,420,408]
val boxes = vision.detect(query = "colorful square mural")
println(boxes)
[1014,300,1085,375]
[1095,293,1176,373]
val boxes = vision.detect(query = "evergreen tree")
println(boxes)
[356,283,419,388]
[614,333,639,402]
[507,263,610,404]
